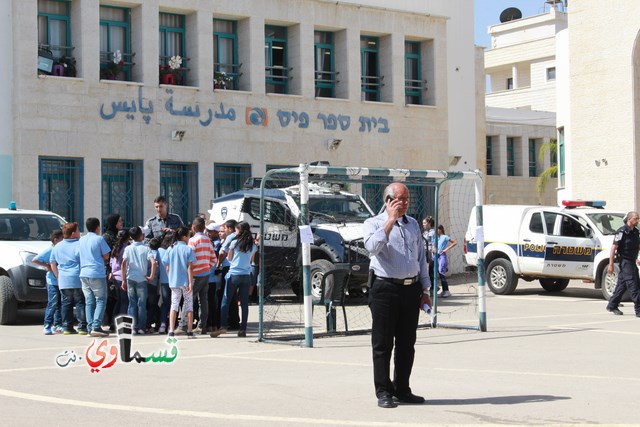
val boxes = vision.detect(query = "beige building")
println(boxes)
[557,0,640,211]
[482,4,565,205]
[1,0,478,229]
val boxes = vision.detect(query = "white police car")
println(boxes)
[0,203,66,324]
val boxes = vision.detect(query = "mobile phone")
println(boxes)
[385,195,393,203]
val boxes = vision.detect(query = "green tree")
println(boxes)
[536,138,557,196]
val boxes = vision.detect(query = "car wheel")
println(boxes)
[601,264,620,301]
[310,259,334,301]
[486,258,518,295]
[539,278,570,292]
[0,276,18,325]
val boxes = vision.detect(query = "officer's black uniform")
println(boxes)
[607,224,640,315]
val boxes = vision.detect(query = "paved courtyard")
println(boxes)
[1,277,639,426]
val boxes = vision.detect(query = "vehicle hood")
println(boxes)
[0,240,50,254]
[313,222,364,242]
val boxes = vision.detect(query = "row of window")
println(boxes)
[37,1,433,105]
[486,136,556,177]
[38,157,436,231]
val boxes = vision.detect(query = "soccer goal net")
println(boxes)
[254,164,485,347]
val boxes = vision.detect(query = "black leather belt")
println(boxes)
[377,276,419,286]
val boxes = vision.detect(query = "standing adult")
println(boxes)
[50,222,87,335]
[103,213,123,329]
[103,213,123,249]
[363,182,432,408]
[144,195,184,241]
[606,211,640,317]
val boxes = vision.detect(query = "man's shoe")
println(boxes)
[174,328,186,336]
[237,330,247,337]
[187,332,197,339]
[440,290,451,298]
[158,323,167,334]
[607,307,623,315]
[394,392,425,404]
[90,329,109,337]
[209,329,224,338]
[377,395,398,409]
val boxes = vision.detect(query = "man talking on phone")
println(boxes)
[363,182,432,408]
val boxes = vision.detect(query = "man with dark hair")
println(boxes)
[79,217,111,337]
[363,182,432,408]
[145,195,184,240]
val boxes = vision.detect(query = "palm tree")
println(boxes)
[536,138,558,196]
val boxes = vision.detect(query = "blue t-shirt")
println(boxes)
[157,247,169,284]
[123,241,155,282]
[163,241,196,288]
[50,239,81,290]
[220,232,236,268]
[436,234,450,253]
[79,232,111,278]
[228,239,257,275]
[34,246,56,286]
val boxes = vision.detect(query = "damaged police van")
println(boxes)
[464,201,626,300]
[208,183,373,297]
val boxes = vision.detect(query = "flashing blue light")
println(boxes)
[8,201,17,210]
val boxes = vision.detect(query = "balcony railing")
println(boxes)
[37,44,76,77]
[99,50,136,81]
[213,62,242,90]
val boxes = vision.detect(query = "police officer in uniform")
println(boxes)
[363,182,432,408]
[144,195,184,241]
[606,211,640,316]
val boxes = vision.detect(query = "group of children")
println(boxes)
[36,214,257,339]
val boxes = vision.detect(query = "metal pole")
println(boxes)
[431,182,439,327]
[474,171,487,331]
[299,165,313,347]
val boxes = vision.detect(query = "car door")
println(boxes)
[542,212,595,279]
[518,211,547,274]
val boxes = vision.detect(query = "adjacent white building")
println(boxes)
[557,0,640,211]
[1,0,478,230]
[482,3,566,205]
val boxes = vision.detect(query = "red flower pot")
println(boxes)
[161,74,175,85]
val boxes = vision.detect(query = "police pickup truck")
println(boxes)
[0,204,66,324]
[464,201,626,300]
[208,183,373,298]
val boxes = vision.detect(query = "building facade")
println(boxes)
[557,0,640,211]
[482,4,564,205]
[1,0,477,229]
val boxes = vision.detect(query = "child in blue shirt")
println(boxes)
[163,226,196,338]
[122,226,156,334]
[156,233,173,334]
[434,225,457,298]
[33,229,64,335]
[219,221,257,337]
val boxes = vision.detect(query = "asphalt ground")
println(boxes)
[1,276,639,426]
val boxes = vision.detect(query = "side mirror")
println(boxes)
[585,228,594,238]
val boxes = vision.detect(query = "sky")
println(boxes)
[474,0,555,47]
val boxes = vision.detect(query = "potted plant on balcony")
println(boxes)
[100,50,125,80]
[54,56,77,77]
[159,55,183,85]
[214,71,232,89]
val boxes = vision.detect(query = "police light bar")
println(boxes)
[561,200,606,208]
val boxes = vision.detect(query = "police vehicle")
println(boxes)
[0,203,66,324]
[464,200,626,299]
[208,183,373,298]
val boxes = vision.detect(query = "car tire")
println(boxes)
[310,259,334,301]
[0,276,18,325]
[539,278,570,292]
[601,264,620,301]
[486,258,518,295]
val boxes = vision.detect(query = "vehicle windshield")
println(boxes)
[307,195,373,223]
[0,214,66,241]
[585,212,626,235]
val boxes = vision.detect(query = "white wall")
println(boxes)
[0,5,13,206]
